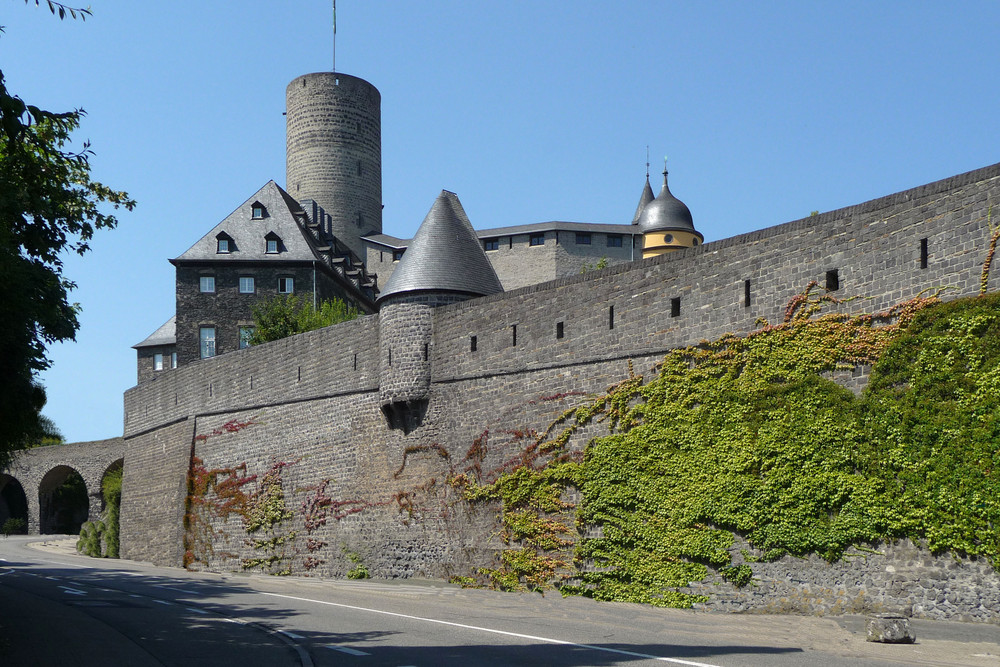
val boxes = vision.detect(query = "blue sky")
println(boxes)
[3,1,999,442]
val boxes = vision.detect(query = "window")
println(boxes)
[607,235,623,248]
[692,238,700,246]
[671,297,681,318]
[239,276,255,294]
[153,353,164,371]
[511,324,517,347]
[470,335,477,352]
[609,305,615,330]
[266,238,279,254]
[251,202,267,219]
[920,238,929,269]
[664,234,674,243]
[199,327,216,359]
[171,352,177,369]
[278,277,295,294]
[575,233,592,245]
[529,233,545,246]
[392,249,405,261]
[239,326,254,350]
[556,321,564,339]
[483,238,499,251]
[199,276,215,293]
[825,269,840,291]
[217,238,230,253]
[744,280,751,308]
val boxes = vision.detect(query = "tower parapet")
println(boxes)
[286,72,382,259]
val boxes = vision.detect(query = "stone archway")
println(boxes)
[38,465,89,535]
[0,474,29,532]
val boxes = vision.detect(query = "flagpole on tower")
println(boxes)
[332,0,337,72]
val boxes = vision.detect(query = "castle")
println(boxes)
[132,70,703,383]
[3,65,1000,620]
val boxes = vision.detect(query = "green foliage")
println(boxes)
[248,295,359,345]
[720,564,753,588]
[77,520,105,557]
[861,293,1000,565]
[580,257,609,274]
[75,468,123,558]
[344,549,370,579]
[241,461,296,575]
[459,287,1000,608]
[1,517,26,536]
[102,468,122,558]
[22,1,91,21]
[0,15,133,467]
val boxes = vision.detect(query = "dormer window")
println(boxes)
[265,232,282,254]
[251,202,267,219]
[216,232,234,254]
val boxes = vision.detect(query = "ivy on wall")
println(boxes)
[457,286,1000,608]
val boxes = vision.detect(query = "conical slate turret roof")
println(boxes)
[637,169,696,234]
[377,190,503,303]
[631,175,655,225]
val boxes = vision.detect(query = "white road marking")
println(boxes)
[59,587,86,596]
[155,585,200,594]
[186,607,209,615]
[281,631,304,639]
[32,558,90,569]
[152,599,174,606]
[327,646,370,656]
[263,592,723,667]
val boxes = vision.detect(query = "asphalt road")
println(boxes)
[1,535,998,666]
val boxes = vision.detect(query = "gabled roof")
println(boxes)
[377,191,503,302]
[171,181,321,264]
[133,316,176,349]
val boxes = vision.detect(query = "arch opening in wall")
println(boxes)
[100,459,124,513]
[38,466,89,535]
[0,474,29,532]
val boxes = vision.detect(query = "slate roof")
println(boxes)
[172,181,322,264]
[377,191,503,302]
[637,169,699,236]
[168,180,377,303]
[631,176,655,225]
[133,316,176,349]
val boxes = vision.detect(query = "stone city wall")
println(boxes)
[117,162,1000,619]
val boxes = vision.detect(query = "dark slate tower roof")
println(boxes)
[377,190,503,304]
[637,169,696,234]
[631,175,655,225]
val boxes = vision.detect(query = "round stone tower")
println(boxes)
[286,72,382,258]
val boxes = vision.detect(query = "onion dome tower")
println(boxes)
[285,72,382,260]
[637,162,702,258]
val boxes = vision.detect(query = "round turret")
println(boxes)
[286,72,382,259]
[637,168,702,258]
